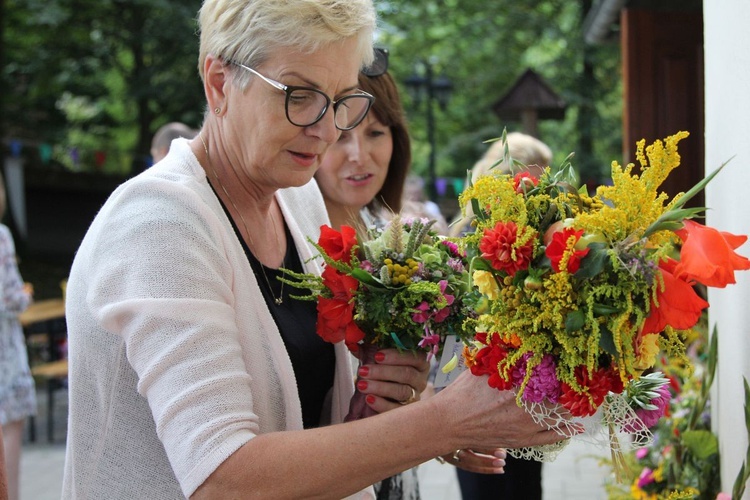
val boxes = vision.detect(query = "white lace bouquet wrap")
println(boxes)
[508,388,656,464]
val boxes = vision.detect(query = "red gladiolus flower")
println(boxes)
[545,227,590,273]
[479,221,534,276]
[316,267,363,349]
[641,258,709,335]
[513,172,539,193]
[673,219,750,288]
[318,224,357,263]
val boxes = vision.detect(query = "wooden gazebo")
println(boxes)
[491,69,567,138]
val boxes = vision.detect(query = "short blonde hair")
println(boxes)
[449,132,553,238]
[198,0,376,87]
[471,132,553,182]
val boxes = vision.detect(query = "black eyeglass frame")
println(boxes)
[362,47,389,77]
[230,60,375,131]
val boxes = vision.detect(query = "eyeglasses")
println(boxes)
[231,61,375,131]
[362,47,389,77]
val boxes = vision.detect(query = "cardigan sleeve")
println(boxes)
[80,174,262,496]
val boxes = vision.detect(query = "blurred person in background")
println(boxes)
[0,175,35,500]
[449,131,552,239]
[150,121,199,165]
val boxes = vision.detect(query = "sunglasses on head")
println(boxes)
[362,47,389,77]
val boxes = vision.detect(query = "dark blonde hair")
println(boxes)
[357,71,411,214]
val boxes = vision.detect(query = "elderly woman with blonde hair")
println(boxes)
[62,2,566,499]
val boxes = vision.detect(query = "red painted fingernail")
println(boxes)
[357,380,368,391]
[374,351,385,362]
[365,394,376,405]
[358,366,369,377]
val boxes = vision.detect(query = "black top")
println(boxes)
[213,191,335,428]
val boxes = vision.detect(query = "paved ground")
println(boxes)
[19,386,613,499]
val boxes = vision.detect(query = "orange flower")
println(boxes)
[641,258,709,335]
[672,219,750,288]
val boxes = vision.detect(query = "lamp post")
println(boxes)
[405,59,453,201]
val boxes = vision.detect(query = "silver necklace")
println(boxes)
[200,133,285,305]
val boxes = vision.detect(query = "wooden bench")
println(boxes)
[30,359,68,443]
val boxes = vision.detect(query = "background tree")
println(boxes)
[377,0,622,187]
[2,0,203,173]
[2,0,622,181]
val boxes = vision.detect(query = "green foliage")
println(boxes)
[3,0,622,178]
[376,0,622,185]
[3,0,203,173]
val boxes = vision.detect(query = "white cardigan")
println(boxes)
[62,139,365,499]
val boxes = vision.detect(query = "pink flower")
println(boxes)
[634,384,671,428]
[440,240,460,257]
[511,353,561,403]
[418,331,441,359]
[637,467,655,488]
[411,302,431,324]
[412,281,455,324]
[433,280,455,322]
[635,448,649,460]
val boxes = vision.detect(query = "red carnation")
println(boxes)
[479,221,534,277]
[318,224,357,263]
[559,365,621,417]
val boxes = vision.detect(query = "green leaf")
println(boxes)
[682,430,719,459]
[565,310,585,332]
[598,325,618,357]
[471,198,487,223]
[350,267,382,287]
[574,243,608,279]
[592,303,621,316]
[732,462,747,500]
[642,158,733,238]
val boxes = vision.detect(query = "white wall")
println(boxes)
[704,2,750,497]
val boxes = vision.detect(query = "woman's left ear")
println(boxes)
[204,55,228,116]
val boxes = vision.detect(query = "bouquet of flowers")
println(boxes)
[455,131,750,465]
[283,215,479,421]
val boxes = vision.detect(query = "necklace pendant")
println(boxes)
[274,297,283,305]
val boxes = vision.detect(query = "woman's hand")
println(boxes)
[437,448,507,474]
[356,348,430,414]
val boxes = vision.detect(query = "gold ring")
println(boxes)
[400,386,419,405]
[435,455,446,464]
[452,449,461,462]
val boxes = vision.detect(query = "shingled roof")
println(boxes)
[491,69,567,121]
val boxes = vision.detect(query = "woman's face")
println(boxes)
[315,112,393,218]
[223,40,364,192]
